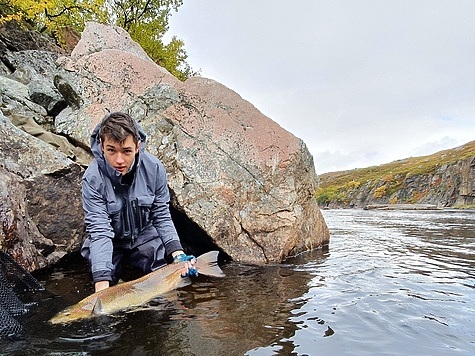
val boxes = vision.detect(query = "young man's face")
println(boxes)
[102,135,140,175]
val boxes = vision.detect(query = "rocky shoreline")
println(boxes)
[363,204,442,210]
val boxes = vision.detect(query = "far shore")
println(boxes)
[363,204,442,210]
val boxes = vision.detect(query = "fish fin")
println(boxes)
[92,297,103,315]
[195,251,225,278]
[176,276,192,289]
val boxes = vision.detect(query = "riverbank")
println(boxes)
[364,203,442,210]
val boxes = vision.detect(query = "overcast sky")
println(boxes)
[165,1,475,174]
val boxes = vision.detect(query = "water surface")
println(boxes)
[1,209,474,355]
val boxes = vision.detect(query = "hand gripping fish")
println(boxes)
[49,251,225,324]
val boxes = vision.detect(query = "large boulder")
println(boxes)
[0,113,84,270]
[0,24,90,271]
[55,22,329,264]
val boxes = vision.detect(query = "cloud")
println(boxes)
[408,137,463,157]
[167,0,475,173]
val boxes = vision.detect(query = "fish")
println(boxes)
[49,251,225,324]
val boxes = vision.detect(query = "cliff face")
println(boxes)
[317,141,475,209]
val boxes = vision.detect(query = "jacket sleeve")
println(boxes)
[81,175,115,282]
[151,161,183,255]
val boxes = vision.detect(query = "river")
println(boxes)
[1,209,474,355]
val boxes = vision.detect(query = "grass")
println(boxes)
[315,140,475,206]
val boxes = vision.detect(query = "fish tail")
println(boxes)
[195,251,225,278]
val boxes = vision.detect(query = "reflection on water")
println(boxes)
[251,209,475,356]
[1,209,474,355]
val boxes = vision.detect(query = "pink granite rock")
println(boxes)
[55,22,329,264]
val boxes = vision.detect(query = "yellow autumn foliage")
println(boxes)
[0,0,194,80]
[373,185,387,199]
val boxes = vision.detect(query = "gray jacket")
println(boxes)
[80,120,182,281]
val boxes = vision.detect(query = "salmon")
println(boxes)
[49,251,224,324]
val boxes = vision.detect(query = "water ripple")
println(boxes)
[270,209,475,356]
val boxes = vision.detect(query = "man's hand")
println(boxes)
[95,280,110,292]
[172,251,198,277]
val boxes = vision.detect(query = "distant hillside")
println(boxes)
[315,140,475,209]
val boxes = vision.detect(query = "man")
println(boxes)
[81,112,195,292]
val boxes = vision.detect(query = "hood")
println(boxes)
[90,118,147,180]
